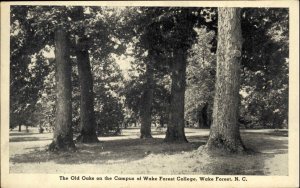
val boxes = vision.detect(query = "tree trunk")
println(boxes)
[164,49,188,143]
[140,62,154,139]
[197,110,204,128]
[198,103,210,129]
[202,103,209,128]
[49,27,75,152]
[75,49,99,143]
[202,8,245,153]
[73,7,99,143]
[18,125,21,132]
[159,116,164,128]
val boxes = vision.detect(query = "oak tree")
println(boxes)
[203,8,245,153]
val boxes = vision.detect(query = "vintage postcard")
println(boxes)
[1,1,299,188]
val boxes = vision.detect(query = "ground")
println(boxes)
[9,127,288,175]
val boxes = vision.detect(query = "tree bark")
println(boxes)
[49,27,75,152]
[18,125,21,132]
[73,7,99,143]
[140,62,154,139]
[75,49,99,143]
[164,49,188,143]
[203,8,245,153]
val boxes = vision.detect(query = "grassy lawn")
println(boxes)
[9,127,288,175]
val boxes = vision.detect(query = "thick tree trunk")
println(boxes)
[75,49,99,143]
[164,49,188,143]
[49,27,75,152]
[140,62,154,139]
[73,7,99,143]
[203,8,245,153]
[18,125,21,132]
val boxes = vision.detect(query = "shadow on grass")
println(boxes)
[10,137,206,165]
[187,133,288,175]
[9,136,52,142]
[10,132,43,136]
[10,131,288,175]
[241,129,288,137]
[241,132,288,155]
[187,132,288,155]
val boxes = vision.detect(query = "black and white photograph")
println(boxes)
[1,1,299,188]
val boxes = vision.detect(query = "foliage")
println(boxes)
[10,6,126,135]
[10,6,51,129]
[93,57,125,135]
[185,28,216,127]
[122,71,171,127]
[239,8,289,128]
[96,94,124,136]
